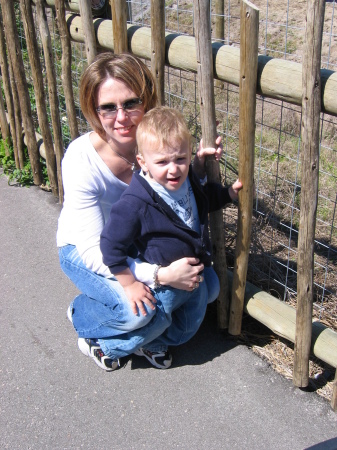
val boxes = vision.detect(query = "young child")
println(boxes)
[100,106,242,367]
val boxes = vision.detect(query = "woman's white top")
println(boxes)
[57,132,154,285]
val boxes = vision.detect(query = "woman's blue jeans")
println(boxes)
[59,245,219,360]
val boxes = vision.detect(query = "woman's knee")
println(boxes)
[121,304,156,331]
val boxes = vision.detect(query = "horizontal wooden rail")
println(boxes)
[65,14,337,117]
[227,271,337,369]
[31,0,81,13]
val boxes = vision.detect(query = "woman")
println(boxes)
[57,52,222,371]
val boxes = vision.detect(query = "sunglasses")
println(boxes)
[96,98,143,118]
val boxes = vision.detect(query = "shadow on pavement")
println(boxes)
[131,304,238,370]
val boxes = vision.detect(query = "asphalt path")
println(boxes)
[1,172,336,450]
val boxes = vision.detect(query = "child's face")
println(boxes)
[137,138,192,191]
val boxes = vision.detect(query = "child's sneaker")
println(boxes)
[78,338,120,371]
[134,348,172,369]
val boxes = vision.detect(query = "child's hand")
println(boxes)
[229,179,243,201]
[123,281,156,316]
[197,136,223,162]
[193,136,223,179]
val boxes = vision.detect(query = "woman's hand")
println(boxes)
[123,281,156,316]
[192,136,223,179]
[157,257,204,291]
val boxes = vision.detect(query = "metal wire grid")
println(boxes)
[11,1,337,327]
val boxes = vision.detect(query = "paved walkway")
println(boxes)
[1,172,336,450]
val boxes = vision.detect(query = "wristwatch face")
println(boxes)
[91,0,106,10]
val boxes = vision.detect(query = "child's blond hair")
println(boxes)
[136,106,192,154]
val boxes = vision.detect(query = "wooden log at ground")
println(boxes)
[227,271,337,370]
[79,0,97,64]
[35,0,65,202]
[55,0,79,141]
[151,0,165,105]
[0,0,43,185]
[229,0,258,335]
[194,0,229,328]
[1,114,54,162]
[19,0,58,197]
[230,261,337,411]
[111,0,128,53]
[293,0,325,389]
[65,15,337,118]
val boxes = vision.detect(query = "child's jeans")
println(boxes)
[143,266,219,352]
[59,244,219,360]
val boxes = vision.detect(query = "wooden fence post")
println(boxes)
[79,0,97,65]
[54,0,79,141]
[293,0,325,387]
[151,0,165,106]
[0,0,43,185]
[0,10,16,160]
[8,53,25,169]
[9,53,26,169]
[0,91,10,153]
[19,0,58,197]
[214,0,225,90]
[215,0,225,43]
[332,369,337,411]
[35,0,65,202]
[193,0,229,328]
[228,0,259,335]
[0,11,10,152]
[111,0,128,53]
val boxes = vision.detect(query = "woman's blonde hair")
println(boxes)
[136,106,192,154]
[80,52,157,138]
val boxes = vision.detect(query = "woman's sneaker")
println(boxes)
[67,305,73,323]
[78,338,120,371]
[134,348,172,369]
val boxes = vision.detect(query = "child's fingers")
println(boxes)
[233,179,243,190]
[131,301,139,316]
[137,297,156,316]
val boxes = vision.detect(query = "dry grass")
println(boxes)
[237,316,336,403]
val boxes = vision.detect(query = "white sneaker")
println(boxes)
[67,305,73,323]
[78,338,120,371]
[134,348,172,369]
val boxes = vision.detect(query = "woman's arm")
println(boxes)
[157,258,204,291]
[129,257,204,291]
[57,139,112,277]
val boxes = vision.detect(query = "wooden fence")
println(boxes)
[0,0,336,410]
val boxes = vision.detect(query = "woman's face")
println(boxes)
[95,77,145,152]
